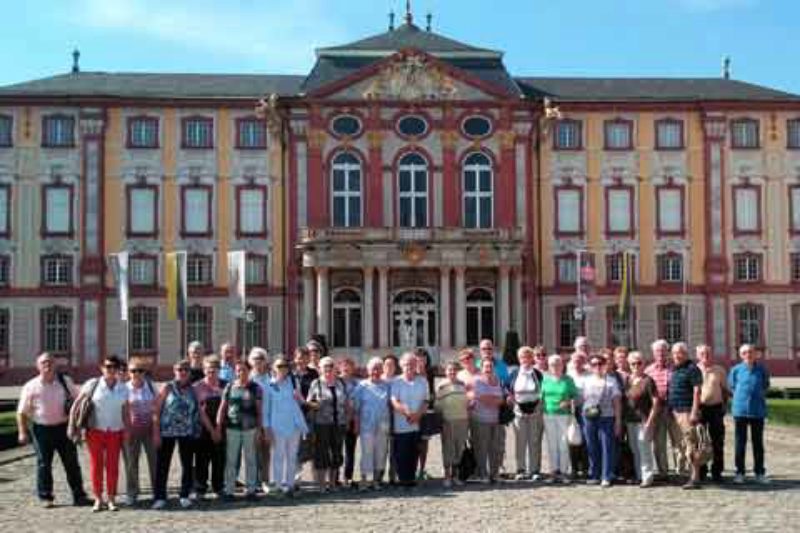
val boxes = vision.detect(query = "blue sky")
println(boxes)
[3,0,799,94]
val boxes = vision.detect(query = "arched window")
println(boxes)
[398,153,428,228]
[332,289,362,348]
[392,290,436,347]
[331,152,362,227]
[466,288,494,346]
[463,152,493,228]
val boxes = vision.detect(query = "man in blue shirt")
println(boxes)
[219,342,238,383]
[477,339,509,385]
[728,344,771,485]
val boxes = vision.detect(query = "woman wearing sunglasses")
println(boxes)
[625,351,659,487]
[122,357,158,506]
[72,355,130,512]
[151,359,200,509]
[581,353,622,488]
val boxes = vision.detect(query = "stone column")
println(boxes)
[316,267,330,338]
[378,267,390,348]
[440,267,451,348]
[302,268,315,342]
[363,267,375,349]
[454,267,466,346]
[512,267,523,338]
[498,266,511,342]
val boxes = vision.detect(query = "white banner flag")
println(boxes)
[109,251,129,321]
[227,251,247,318]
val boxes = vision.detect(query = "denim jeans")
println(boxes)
[734,417,765,476]
[30,423,86,502]
[584,416,615,482]
[225,428,257,494]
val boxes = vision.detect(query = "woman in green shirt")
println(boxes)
[540,354,579,483]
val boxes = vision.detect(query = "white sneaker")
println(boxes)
[531,473,542,482]
[179,497,192,508]
[733,474,746,484]
[151,499,166,510]
[755,475,770,485]
[262,482,271,495]
[600,480,611,488]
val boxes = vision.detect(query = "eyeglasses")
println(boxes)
[130,368,145,374]
[252,357,266,362]
[175,367,189,373]
[589,361,606,367]
[104,364,119,370]
[276,364,289,369]
[630,361,643,367]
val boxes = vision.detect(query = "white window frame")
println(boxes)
[238,186,267,236]
[128,186,157,236]
[463,153,493,229]
[44,185,72,235]
[130,306,158,353]
[657,187,683,234]
[182,186,212,236]
[332,288,362,348]
[187,254,213,286]
[398,154,428,228]
[466,288,495,346]
[607,187,633,235]
[42,255,73,286]
[555,187,582,235]
[331,153,362,228]
[734,186,760,233]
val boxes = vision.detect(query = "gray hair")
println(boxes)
[671,342,689,355]
[573,336,589,350]
[400,352,416,367]
[627,351,644,364]
[188,341,204,353]
[547,354,563,367]
[366,357,384,372]
[651,339,669,352]
[319,356,336,368]
[739,344,755,355]
[248,347,269,364]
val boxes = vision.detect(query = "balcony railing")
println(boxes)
[298,226,524,244]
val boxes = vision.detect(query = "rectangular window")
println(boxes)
[41,307,72,356]
[0,184,9,237]
[736,304,763,347]
[557,305,581,351]
[245,254,268,285]
[0,255,9,286]
[733,253,761,283]
[0,308,8,359]
[237,118,266,149]
[604,120,633,150]
[606,253,636,285]
[129,256,157,286]
[792,253,800,283]
[659,304,684,345]
[333,304,362,349]
[555,187,583,236]
[731,119,759,149]
[187,254,213,286]
[790,186,800,234]
[554,120,582,150]
[788,119,800,149]
[182,117,214,149]
[43,185,73,237]
[42,115,75,147]
[181,186,212,237]
[657,254,684,283]
[237,186,267,237]
[130,307,158,353]
[41,255,73,286]
[127,185,158,237]
[733,185,760,234]
[127,117,159,148]
[186,305,213,351]
[238,305,268,353]
[0,115,12,147]
[607,306,636,348]
[656,186,684,236]
[606,186,633,236]
[556,255,577,284]
[655,119,684,150]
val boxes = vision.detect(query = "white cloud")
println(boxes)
[73,0,348,71]
[674,0,758,12]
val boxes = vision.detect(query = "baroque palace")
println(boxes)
[0,9,799,382]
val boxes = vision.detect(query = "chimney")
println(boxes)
[722,56,731,80]
[72,48,80,74]
[389,10,395,31]
[426,12,432,31]
[405,0,413,24]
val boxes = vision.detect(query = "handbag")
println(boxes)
[457,443,477,481]
[566,416,583,446]
[71,377,100,433]
[499,400,515,425]
[420,409,443,436]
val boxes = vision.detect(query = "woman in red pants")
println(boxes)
[73,355,130,512]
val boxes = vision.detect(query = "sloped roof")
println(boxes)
[0,72,305,99]
[317,21,501,57]
[515,77,800,102]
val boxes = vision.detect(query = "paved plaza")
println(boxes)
[0,421,797,533]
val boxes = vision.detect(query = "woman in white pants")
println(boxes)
[265,356,308,495]
[540,354,579,483]
[625,351,659,487]
[353,357,391,490]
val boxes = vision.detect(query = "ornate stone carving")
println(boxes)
[255,93,283,135]
[363,54,457,101]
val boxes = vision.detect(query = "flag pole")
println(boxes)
[682,247,689,344]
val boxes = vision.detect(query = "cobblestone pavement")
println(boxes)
[0,421,798,533]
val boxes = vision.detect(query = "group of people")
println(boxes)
[15,335,772,512]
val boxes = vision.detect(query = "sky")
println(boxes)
[2,0,799,94]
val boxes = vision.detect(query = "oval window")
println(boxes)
[462,116,492,138]
[397,115,428,137]
[331,115,361,137]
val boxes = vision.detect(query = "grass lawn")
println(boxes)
[768,399,800,426]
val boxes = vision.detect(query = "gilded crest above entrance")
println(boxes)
[363,54,457,101]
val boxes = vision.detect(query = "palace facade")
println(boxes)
[1,11,800,381]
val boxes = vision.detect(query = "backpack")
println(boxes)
[56,372,75,417]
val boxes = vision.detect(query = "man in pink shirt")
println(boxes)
[644,339,682,479]
[17,353,89,507]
